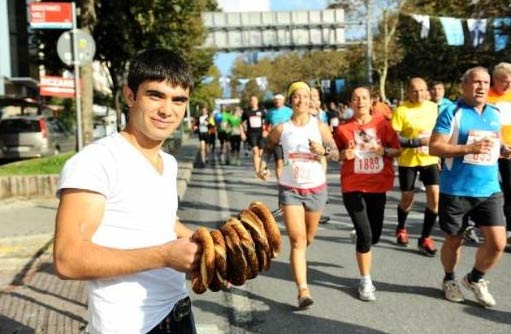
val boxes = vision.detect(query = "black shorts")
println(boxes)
[398,164,439,191]
[247,131,264,149]
[207,133,216,145]
[217,131,229,145]
[439,192,505,235]
[198,132,208,142]
[274,145,283,161]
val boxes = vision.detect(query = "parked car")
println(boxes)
[0,115,76,160]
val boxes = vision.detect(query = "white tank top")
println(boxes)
[279,116,326,190]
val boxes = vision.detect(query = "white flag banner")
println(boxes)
[467,18,487,47]
[411,14,430,38]
[439,17,464,46]
[255,76,268,91]
[321,80,331,94]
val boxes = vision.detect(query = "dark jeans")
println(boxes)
[146,297,196,334]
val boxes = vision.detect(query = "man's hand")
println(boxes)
[256,167,270,181]
[164,237,200,273]
[470,137,493,154]
[501,145,511,159]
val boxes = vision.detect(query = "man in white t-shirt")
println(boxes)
[54,48,200,334]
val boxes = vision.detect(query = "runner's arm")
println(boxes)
[54,189,199,280]
[429,132,491,158]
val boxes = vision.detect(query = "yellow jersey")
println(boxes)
[392,100,439,167]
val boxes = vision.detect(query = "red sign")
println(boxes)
[29,2,73,29]
[40,76,79,98]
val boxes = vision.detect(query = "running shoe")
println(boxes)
[358,282,376,302]
[271,208,283,218]
[463,226,479,244]
[319,215,330,224]
[442,280,465,303]
[418,237,437,257]
[396,228,409,246]
[462,275,496,307]
[297,288,314,309]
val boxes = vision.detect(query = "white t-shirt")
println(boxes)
[57,133,187,334]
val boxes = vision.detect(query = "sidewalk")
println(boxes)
[0,135,198,334]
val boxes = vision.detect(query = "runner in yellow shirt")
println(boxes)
[487,62,511,248]
[391,77,440,256]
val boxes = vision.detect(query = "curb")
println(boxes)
[0,138,198,286]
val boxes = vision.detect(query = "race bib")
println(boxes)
[249,116,262,128]
[330,117,339,127]
[354,150,384,174]
[463,130,500,166]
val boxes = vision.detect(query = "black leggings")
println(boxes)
[343,192,386,253]
[498,158,511,231]
[230,135,241,153]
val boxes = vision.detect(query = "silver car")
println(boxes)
[0,115,76,159]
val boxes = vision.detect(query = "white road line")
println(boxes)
[213,165,254,333]
[197,324,224,334]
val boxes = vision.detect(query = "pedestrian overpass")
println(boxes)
[201,9,359,52]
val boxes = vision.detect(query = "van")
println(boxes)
[0,115,76,160]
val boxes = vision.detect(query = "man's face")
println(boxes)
[408,79,428,104]
[123,80,189,143]
[274,97,284,108]
[429,84,445,103]
[249,96,258,109]
[462,69,490,107]
[493,73,511,95]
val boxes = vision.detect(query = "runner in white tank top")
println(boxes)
[256,81,339,309]
[279,115,326,192]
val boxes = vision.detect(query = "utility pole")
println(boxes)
[365,0,373,86]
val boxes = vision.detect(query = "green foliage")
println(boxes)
[190,65,223,114]
[392,0,511,97]
[0,153,74,176]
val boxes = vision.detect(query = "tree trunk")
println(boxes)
[81,64,94,145]
[79,0,96,145]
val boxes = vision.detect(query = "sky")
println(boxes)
[214,0,327,75]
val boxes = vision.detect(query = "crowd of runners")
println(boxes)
[195,63,511,308]
[53,48,511,333]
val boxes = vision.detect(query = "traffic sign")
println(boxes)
[57,29,96,66]
[39,76,80,98]
[29,2,72,29]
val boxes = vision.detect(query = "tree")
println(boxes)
[391,0,511,97]
[190,65,223,113]
[372,1,407,101]
[93,0,218,128]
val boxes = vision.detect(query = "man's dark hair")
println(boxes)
[127,48,194,95]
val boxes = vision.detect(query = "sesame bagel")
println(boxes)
[249,201,282,257]
[191,227,216,294]
[227,218,259,280]
[220,222,248,286]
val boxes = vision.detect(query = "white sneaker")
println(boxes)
[358,282,376,301]
[462,275,496,307]
[442,280,465,303]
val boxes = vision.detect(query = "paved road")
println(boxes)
[183,155,511,333]
[0,147,510,333]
